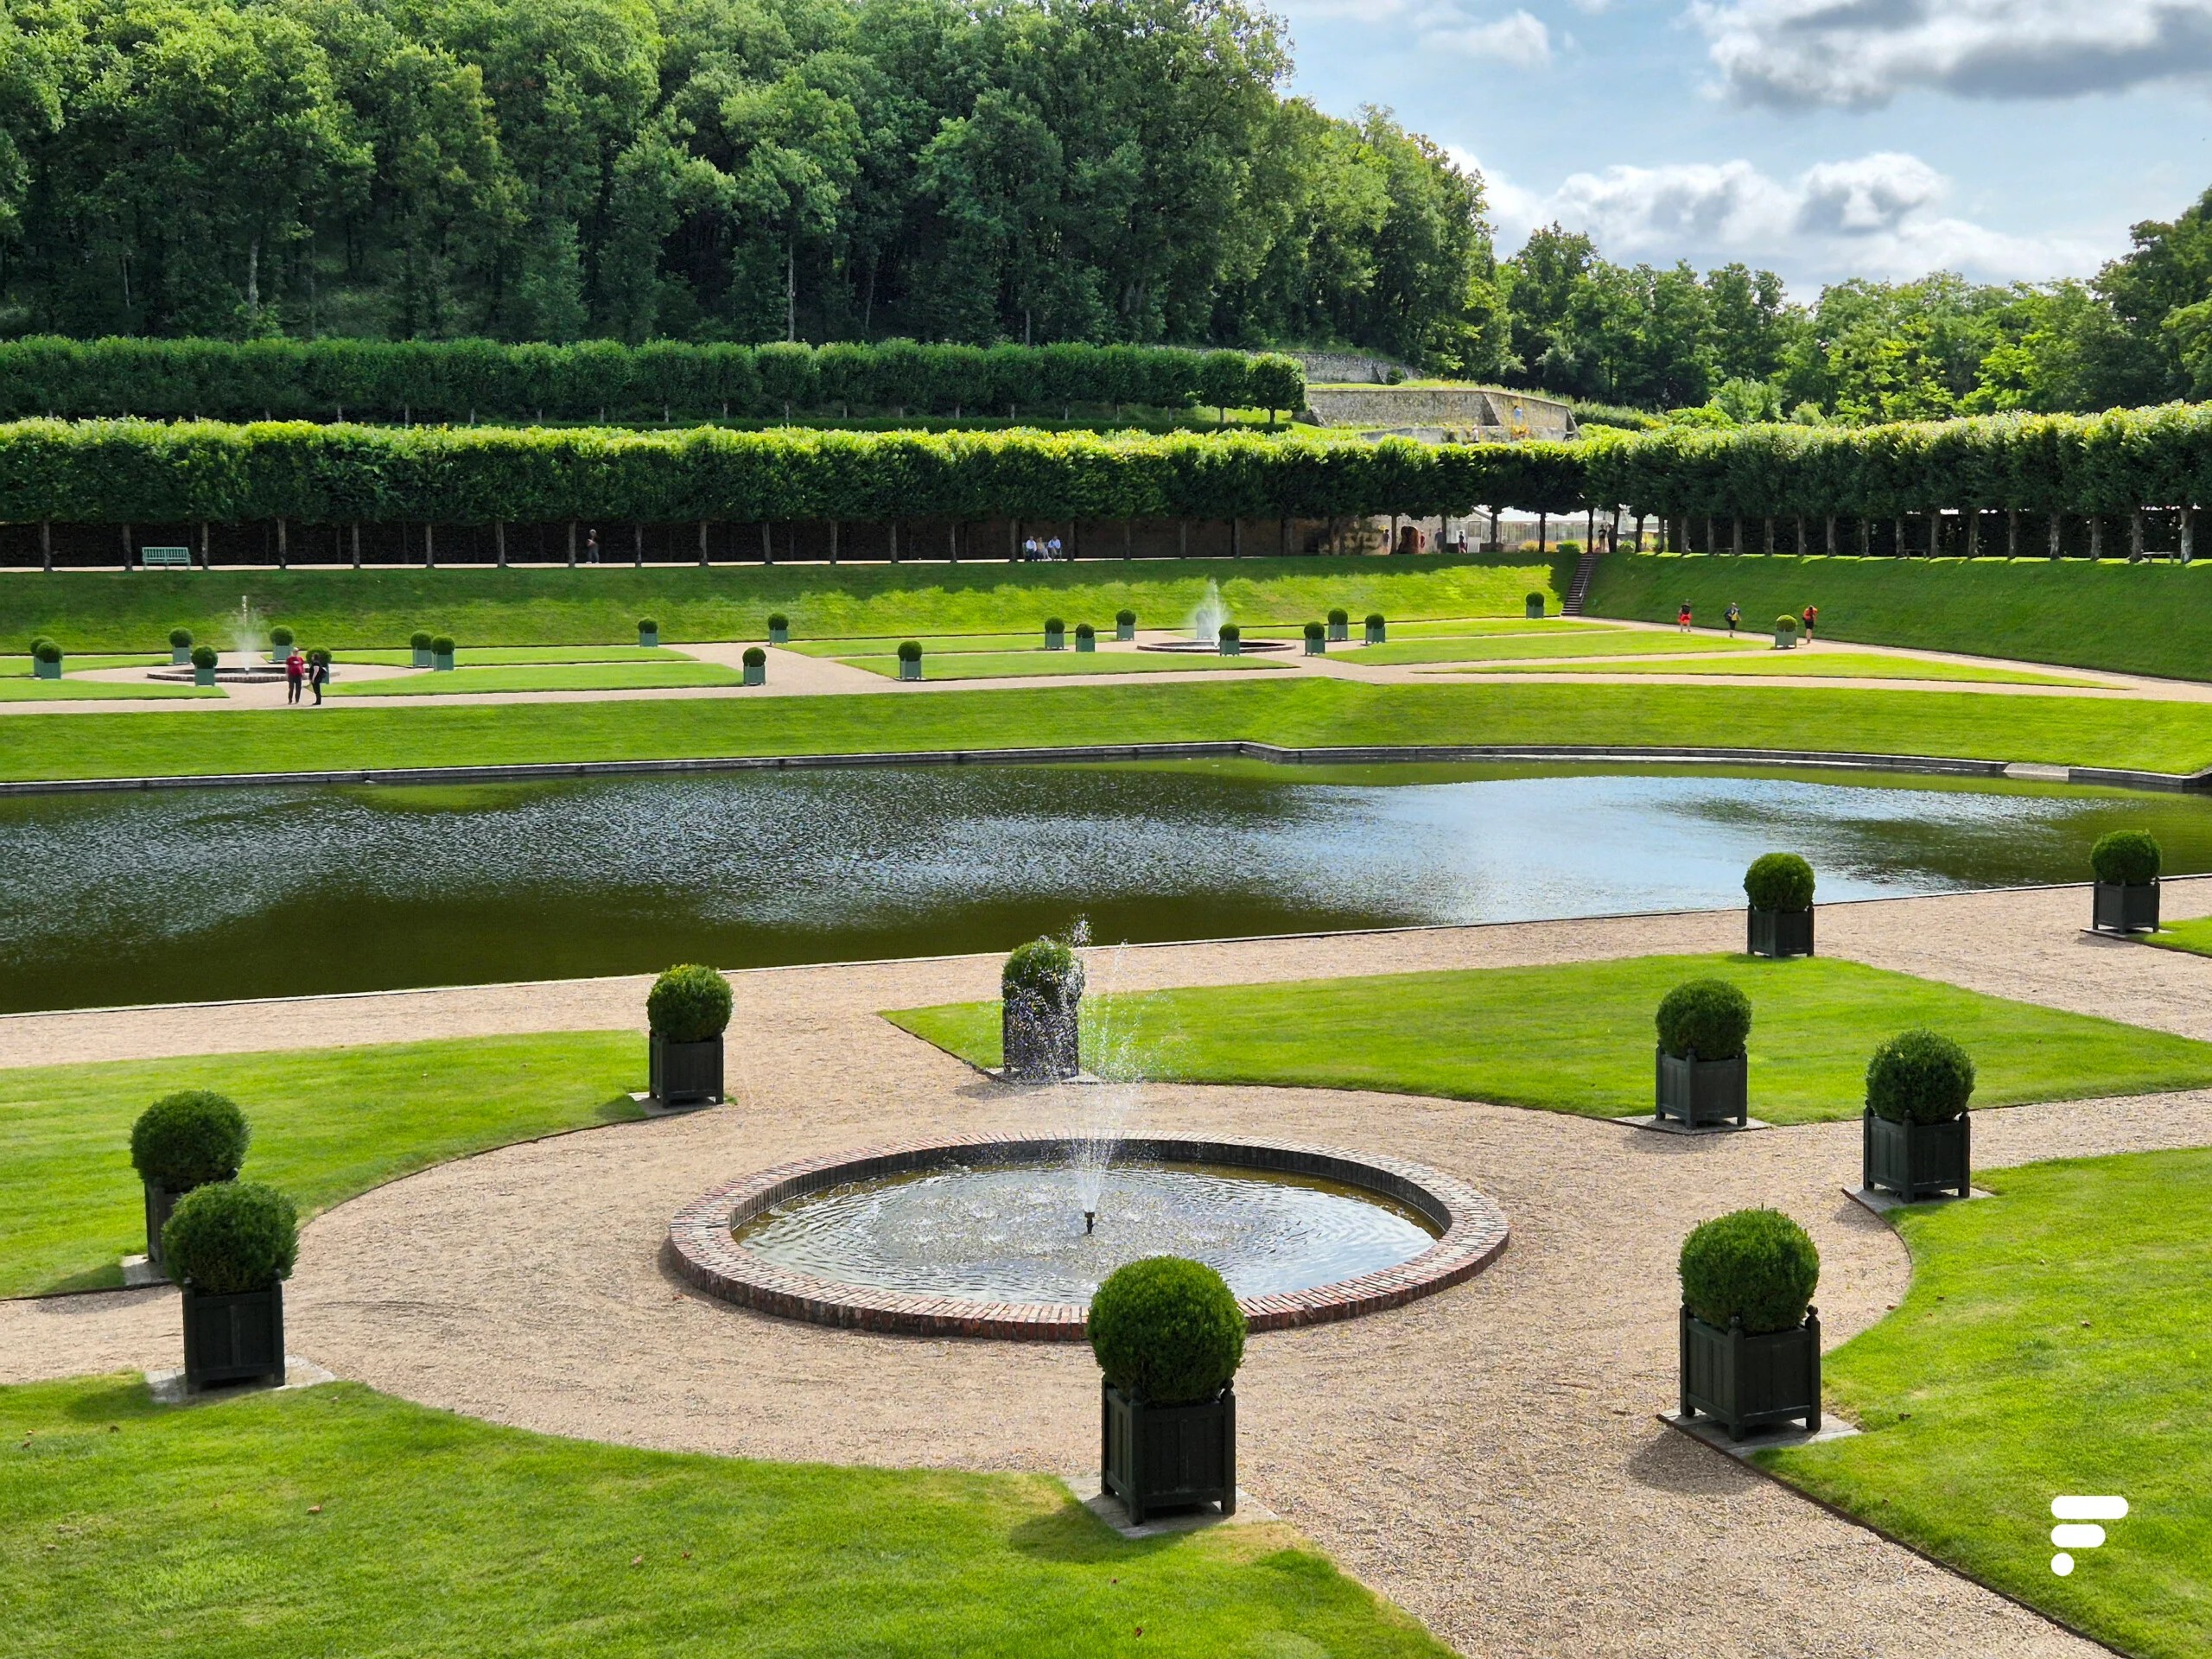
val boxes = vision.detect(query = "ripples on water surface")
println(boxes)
[5,760,2210,1011]
[730,1160,1440,1304]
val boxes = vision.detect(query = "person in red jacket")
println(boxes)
[1676,602,1693,632]
[1801,604,1817,643]
[284,649,306,705]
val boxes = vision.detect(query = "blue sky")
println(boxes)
[1269,0,2212,296]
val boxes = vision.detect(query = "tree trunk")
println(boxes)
[890,521,899,563]
[2049,512,2062,559]
[277,517,288,570]
[566,522,576,568]
[2130,509,2145,562]
[122,522,131,572]
[2091,515,2104,559]
[697,520,708,568]
[496,521,506,568]
[2006,509,2018,558]
[1967,509,1979,559]
[2183,507,2196,565]
[785,238,797,343]
[633,522,644,568]
[425,523,435,569]
[829,520,839,567]
[199,521,209,569]
[40,518,50,574]
[1179,519,1188,558]
[762,524,772,565]
[352,522,361,569]
[1124,519,1134,561]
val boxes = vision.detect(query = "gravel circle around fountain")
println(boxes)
[666,1131,1510,1338]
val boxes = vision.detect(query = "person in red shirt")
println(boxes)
[1677,602,1693,632]
[1801,604,1817,643]
[285,649,306,704]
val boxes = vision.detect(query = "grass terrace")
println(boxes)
[1447,651,2101,686]
[885,953,2212,1124]
[328,662,745,697]
[0,1376,1447,1659]
[837,651,1282,679]
[1352,631,1767,667]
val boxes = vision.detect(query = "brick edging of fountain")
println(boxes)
[664,1131,1510,1341]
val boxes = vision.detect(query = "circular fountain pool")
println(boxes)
[667,1134,1509,1338]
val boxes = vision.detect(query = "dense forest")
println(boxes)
[0,0,1488,362]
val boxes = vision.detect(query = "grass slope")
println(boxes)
[1449,650,2094,685]
[842,651,1281,679]
[329,662,743,697]
[0,1033,640,1297]
[5,556,1568,652]
[8,677,2212,782]
[1767,1150,2212,1659]
[884,954,2212,1125]
[1584,553,2212,681]
[334,645,685,665]
[0,1376,1448,1659]
[1352,631,1764,666]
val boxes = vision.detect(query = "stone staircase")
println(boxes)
[1562,545,1603,615]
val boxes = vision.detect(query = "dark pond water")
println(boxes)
[6,760,2212,1013]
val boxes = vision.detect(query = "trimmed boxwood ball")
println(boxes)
[1305,621,1325,639]
[638,616,658,633]
[1656,978,1751,1060]
[307,648,330,666]
[429,635,454,655]
[1866,1029,1975,1123]
[896,639,922,663]
[162,1179,298,1294]
[270,626,295,649]
[31,638,60,664]
[1774,614,1797,633]
[410,630,433,651]
[1744,852,1815,912]
[1045,616,1065,631]
[1363,613,1384,628]
[1680,1208,1819,1335]
[1089,1256,1246,1405]
[1525,591,1545,607]
[1116,608,1136,626]
[766,612,790,631]
[190,645,218,669]
[1003,936,1083,1007]
[1219,623,1240,641]
[648,963,732,1042]
[130,1090,249,1189]
[168,627,193,648]
[1074,622,1094,639]
[2092,830,2160,886]
[742,645,766,667]
[1328,607,1348,625]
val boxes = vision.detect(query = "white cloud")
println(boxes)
[1473,149,2100,282]
[1692,0,2212,107]
[1417,6,1553,62]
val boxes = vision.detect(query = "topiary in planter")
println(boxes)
[896,639,922,679]
[1303,620,1325,655]
[766,612,791,644]
[1329,608,1349,625]
[1524,590,1546,618]
[169,627,193,648]
[1866,1030,1974,1123]
[1680,1208,1818,1336]
[638,616,659,645]
[1774,615,1796,634]
[190,644,218,681]
[168,627,193,663]
[1217,623,1241,656]
[429,634,454,655]
[1074,621,1096,652]
[1090,1256,1245,1404]
[2092,830,2160,886]
[410,631,434,651]
[1044,617,1066,649]
[1363,612,1386,644]
[647,963,731,1042]
[1116,608,1137,626]
[270,626,295,652]
[131,1090,249,1192]
[1327,607,1349,641]
[1656,978,1751,1060]
[32,638,60,663]
[1002,937,1084,1078]
[1744,853,1814,912]
[647,963,730,1104]
[742,644,767,683]
[162,1180,298,1295]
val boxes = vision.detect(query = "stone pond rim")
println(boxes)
[664,1131,1510,1341]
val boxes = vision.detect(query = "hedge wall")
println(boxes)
[0,339,1306,425]
[0,421,1588,524]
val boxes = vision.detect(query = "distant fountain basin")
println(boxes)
[1136,577,1295,653]
[145,658,287,683]
[666,1133,1509,1338]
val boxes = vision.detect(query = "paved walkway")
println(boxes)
[11,620,2202,717]
[9,882,2212,1656]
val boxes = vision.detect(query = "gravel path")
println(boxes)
[12,883,2212,1656]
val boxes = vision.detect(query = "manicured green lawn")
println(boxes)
[329,662,743,697]
[334,645,689,666]
[0,677,215,700]
[0,1376,1446,1659]
[1585,553,2212,681]
[7,556,1568,651]
[10,653,168,671]
[841,650,1281,679]
[782,631,1052,656]
[0,1034,641,1297]
[1352,630,1764,666]
[1247,617,1609,640]
[884,954,2212,1124]
[1449,650,2096,686]
[1767,1150,2212,1659]
[2142,916,2212,959]
[9,678,2212,782]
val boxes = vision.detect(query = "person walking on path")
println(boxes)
[586,528,601,564]
[1802,604,1817,643]
[309,653,329,705]
[1677,601,1693,633]
[284,648,305,705]
[1725,601,1740,635]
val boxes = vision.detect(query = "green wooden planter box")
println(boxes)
[1116,621,1135,642]
[743,663,766,686]
[2092,880,2158,934]
[1679,1306,1820,1440]
[1863,1109,1971,1201]
[1102,1380,1236,1526]
[143,1181,186,1273]
[1655,1048,1747,1128]
[432,650,455,671]
[171,645,192,664]
[1044,631,1066,651]
[1746,906,1815,959]
[1002,993,1080,1080]
[898,659,922,682]
[650,1033,724,1105]
[1525,596,1546,619]
[182,1282,286,1390]
[1217,638,1241,657]
[1304,636,1325,656]
[639,627,659,648]
[32,658,60,679]
[1773,631,1796,650]
[768,625,790,645]
[411,646,433,667]
[1328,620,1349,642]
[1363,622,1386,645]
[1075,635,1096,653]
[194,665,216,686]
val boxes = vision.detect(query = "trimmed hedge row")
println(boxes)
[0,339,1306,425]
[0,421,1587,523]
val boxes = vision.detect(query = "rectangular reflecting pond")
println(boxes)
[6,759,2212,1013]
